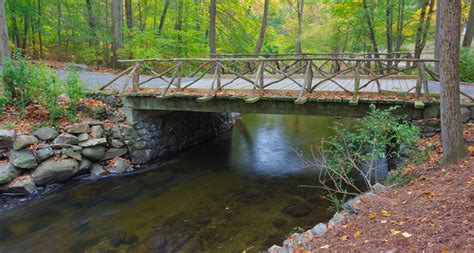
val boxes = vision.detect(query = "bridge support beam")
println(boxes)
[123,94,437,119]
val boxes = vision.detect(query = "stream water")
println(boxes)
[0,113,348,252]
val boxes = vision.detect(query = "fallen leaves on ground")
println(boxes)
[312,124,474,251]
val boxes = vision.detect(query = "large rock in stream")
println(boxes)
[9,150,38,169]
[13,135,38,150]
[32,159,79,186]
[33,127,59,141]
[81,146,106,161]
[281,198,311,217]
[0,175,37,195]
[0,130,16,149]
[53,133,79,145]
[0,163,21,185]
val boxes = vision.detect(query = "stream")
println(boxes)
[0,113,348,252]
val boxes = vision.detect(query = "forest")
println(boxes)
[4,0,473,68]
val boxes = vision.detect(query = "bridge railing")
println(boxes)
[99,56,443,104]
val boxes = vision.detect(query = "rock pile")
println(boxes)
[0,122,132,195]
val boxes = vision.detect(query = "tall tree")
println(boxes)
[175,0,183,56]
[362,0,379,55]
[36,0,43,58]
[125,0,133,29]
[462,0,474,48]
[439,0,466,163]
[254,0,269,54]
[56,0,62,60]
[158,0,170,35]
[434,2,442,72]
[295,0,304,54]
[0,0,10,61]
[385,0,394,56]
[111,0,123,67]
[209,0,216,56]
[414,0,435,59]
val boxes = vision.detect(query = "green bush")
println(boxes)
[63,70,86,120]
[2,52,35,113]
[310,105,420,211]
[1,54,87,121]
[460,48,474,83]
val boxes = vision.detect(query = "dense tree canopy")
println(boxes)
[3,0,473,67]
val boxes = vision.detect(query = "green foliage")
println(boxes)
[4,0,434,65]
[1,54,86,121]
[460,48,474,83]
[0,95,8,115]
[2,52,35,113]
[2,123,14,130]
[64,70,86,120]
[315,105,420,209]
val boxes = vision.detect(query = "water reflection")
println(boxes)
[0,113,346,252]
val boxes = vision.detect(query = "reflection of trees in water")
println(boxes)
[234,116,252,148]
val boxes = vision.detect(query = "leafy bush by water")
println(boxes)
[303,105,420,211]
[1,54,87,121]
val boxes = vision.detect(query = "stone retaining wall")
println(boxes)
[106,111,235,164]
[0,112,234,195]
[412,105,473,137]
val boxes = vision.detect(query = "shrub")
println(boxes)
[63,70,86,120]
[460,48,474,83]
[1,53,87,121]
[2,53,35,113]
[301,105,419,211]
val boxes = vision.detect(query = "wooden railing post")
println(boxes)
[418,62,430,100]
[415,62,422,98]
[304,60,313,92]
[176,61,182,90]
[132,62,141,91]
[257,61,264,91]
[351,61,360,103]
[215,61,222,91]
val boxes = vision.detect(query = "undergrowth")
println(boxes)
[301,105,420,211]
[1,52,87,121]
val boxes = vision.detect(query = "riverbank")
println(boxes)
[0,94,234,196]
[271,123,474,252]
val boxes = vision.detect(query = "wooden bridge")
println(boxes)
[97,53,472,121]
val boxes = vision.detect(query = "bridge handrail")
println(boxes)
[210,52,435,58]
[118,57,438,63]
[99,56,454,104]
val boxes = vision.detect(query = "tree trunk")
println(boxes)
[175,0,183,57]
[137,0,143,31]
[22,14,28,53]
[57,0,62,61]
[439,0,466,163]
[209,0,216,56]
[86,0,97,46]
[254,0,269,54]
[158,0,170,35]
[414,0,435,59]
[153,0,158,31]
[462,0,474,48]
[362,0,379,55]
[434,0,442,71]
[112,0,123,68]
[0,0,10,61]
[395,0,405,54]
[295,0,304,54]
[385,0,393,65]
[37,0,43,59]
[125,0,133,30]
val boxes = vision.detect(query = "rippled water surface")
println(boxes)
[0,114,347,252]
